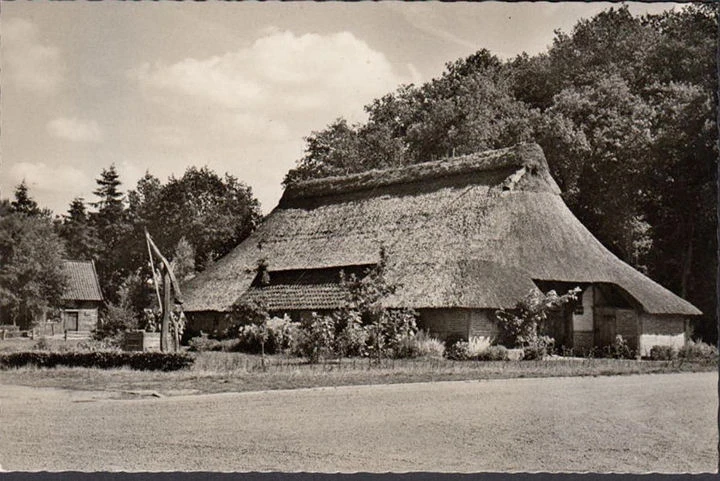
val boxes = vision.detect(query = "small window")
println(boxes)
[574,304,584,315]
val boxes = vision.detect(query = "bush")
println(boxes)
[604,334,635,359]
[335,312,368,357]
[226,299,269,339]
[477,345,508,361]
[235,316,296,354]
[412,331,445,358]
[93,302,138,341]
[0,351,194,371]
[678,340,718,362]
[187,335,224,352]
[467,337,492,356]
[446,340,508,361]
[445,341,472,360]
[77,338,122,352]
[495,288,579,350]
[236,324,269,354]
[649,345,678,361]
[443,333,465,350]
[291,313,336,363]
[522,335,554,360]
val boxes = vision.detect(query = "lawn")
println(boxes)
[0,338,715,396]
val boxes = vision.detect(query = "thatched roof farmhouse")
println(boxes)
[183,143,700,355]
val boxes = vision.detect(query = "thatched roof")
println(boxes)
[62,260,103,302]
[183,143,700,316]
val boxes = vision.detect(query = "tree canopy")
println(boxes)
[0,212,68,328]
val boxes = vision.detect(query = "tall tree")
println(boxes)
[284,119,362,184]
[171,237,196,283]
[10,181,42,217]
[643,82,717,341]
[58,197,101,261]
[130,166,262,271]
[90,164,133,303]
[0,213,68,328]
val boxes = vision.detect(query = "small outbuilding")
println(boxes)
[60,260,103,334]
[182,143,701,356]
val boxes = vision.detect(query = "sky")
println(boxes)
[1,1,680,216]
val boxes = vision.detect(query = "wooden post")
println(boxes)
[160,270,171,353]
[261,341,265,370]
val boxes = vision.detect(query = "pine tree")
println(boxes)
[10,181,41,217]
[90,164,132,303]
[91,164,125,230]
[58,197,100,261]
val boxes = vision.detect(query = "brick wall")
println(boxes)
[418,309,469,341]
[468,310,497,339]
[418,308,497,342]
[187,311,232,336]
[640,314,686,335]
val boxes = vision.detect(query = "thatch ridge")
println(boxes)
[281,142,559,202]
[183,143,700,316]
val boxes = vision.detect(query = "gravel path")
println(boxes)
[1,372,716,472]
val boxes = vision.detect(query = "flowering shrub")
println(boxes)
[445,341,472,360]
[477,345,508,361]
[394,330,445,359]
[236,315,296,354]
[366,308,418,358]
[603,334,635,359]
[187,334,224,352]
[495,288,578,356]
[291,313,336,363]
[446,341,508,361]
[335,311,368,357]
[649,345,678,361]
[678,340,718,362]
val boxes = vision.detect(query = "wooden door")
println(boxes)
[65,312,79,331]
[594,308,616,348]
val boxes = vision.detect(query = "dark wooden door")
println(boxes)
[594,308,616,348]
[65,312,78,331]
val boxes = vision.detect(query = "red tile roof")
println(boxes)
[62,260,103,301]
[241,283,347,311]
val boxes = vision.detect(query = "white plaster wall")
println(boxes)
[639,333,685,357]
[572,285,594,332]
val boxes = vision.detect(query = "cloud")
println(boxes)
[131,30,410,130]
[126,29,415,214]
[6,162,91,199]
[47,117,103,142]
[2,17,64,94]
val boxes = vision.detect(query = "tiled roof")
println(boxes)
[241,283,347,311]
[62,260,103,301]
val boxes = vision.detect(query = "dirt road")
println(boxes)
[1,372,716,472]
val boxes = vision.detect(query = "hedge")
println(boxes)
[0,351,194,371]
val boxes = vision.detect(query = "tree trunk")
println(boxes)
[160,270,171,353]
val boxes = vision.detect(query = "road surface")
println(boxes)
[0,372,716,472]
